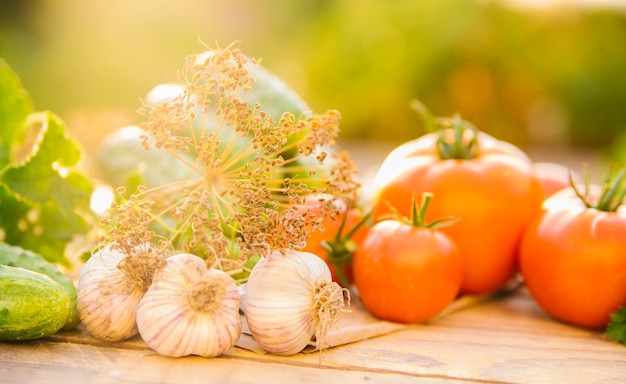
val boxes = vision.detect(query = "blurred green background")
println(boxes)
[1,0,626,163]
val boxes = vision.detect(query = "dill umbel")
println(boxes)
[98,44,361,277]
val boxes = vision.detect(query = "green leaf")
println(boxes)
[0,58,33,165]
[0,60,95,266]
[0,185,90,266]
[1,111,92,212]
[606,306,626,346]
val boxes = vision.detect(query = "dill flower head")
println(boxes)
[99,44,361,274]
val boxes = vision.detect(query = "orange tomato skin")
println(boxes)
[519,187,626,328]
[534,162,582,201]
[372,133,544,295]
[353,220,463,323]
[296,195,369,285]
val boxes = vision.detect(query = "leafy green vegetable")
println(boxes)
[0,59,33,164]
[0,58,94,266]
[606,306,626,346]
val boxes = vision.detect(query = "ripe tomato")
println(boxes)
[534,162,582,201]
[294,194,369,287]
[372,116,543,295]
[519,181,626,329]
[353,194,463,323]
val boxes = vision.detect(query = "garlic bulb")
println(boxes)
[241,249,349,355]
[136,253,242,357]
[77,243,164,341]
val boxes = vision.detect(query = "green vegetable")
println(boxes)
[0,265,71,341]
[0,58,94,266]
[95,125,198,190]
[243,63,313,159]
[0,242,78,330]
[606,306,626,346]
[244,63,311,121]
[142,55,312,161]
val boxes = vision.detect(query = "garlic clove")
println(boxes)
[237,284,247,312]
[136,253,242,358]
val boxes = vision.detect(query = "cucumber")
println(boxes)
[0,243,78,330]
[0,265,71,341]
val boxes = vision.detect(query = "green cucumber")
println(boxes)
[0,243,78,330]
[0,265,71,341]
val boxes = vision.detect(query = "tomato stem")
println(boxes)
[436,115,480,160]
[409,99,480,160]
[321,207,373,289]
[406,192,459,229]
[597,167,626,212]
[570,165,626,212]
[410,99,438,133]
[411,192,429,227]
[569,169,593,209]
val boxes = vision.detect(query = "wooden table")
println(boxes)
[2,287,625,384]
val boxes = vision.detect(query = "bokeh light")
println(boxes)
[1,0,626,166]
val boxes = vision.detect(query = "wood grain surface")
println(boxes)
[2,288,625,384]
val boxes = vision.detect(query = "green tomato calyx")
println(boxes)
[408,192,460,229]
[410,100,480,160]
[571,166,626,212]
[379,192,459,229]
[321,207,372,290]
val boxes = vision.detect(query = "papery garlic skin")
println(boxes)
[136,253,242,358]
[241,249,347,355]
[77,245,146,341]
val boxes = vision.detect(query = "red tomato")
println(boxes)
[353,206,463,323]
[372,130,543,295]
[534,162,582,201]
[519,184,626,328]
[294,194,369,286]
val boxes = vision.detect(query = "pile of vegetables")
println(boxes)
[369,102,545,296]
[347,102,626,345]
[74,45,358,357]
[1,43,625,354]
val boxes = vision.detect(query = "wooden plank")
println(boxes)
[1,289,625,384]
[321,291,626,383]
[1,338,474,384]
